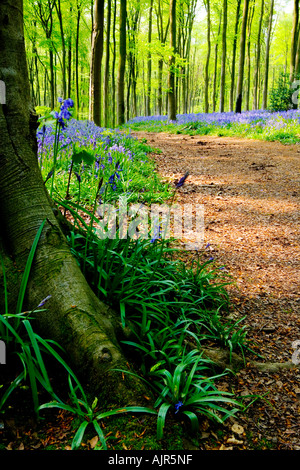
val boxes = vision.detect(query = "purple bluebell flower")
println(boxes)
[74,172,81,183]
[176,172,189,188]
[37,295,52,308]
[175,401,183,414]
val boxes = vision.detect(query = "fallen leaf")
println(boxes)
[88,436,99,449]
[231,424,244,435]
[227,437,244,445]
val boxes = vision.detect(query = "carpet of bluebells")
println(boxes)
[37,118,172,205]
[126,109,300,143]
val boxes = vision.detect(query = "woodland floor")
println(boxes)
[1,132,299,453]
[131,131,300,451]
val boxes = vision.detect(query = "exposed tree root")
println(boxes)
[202,347,299,373]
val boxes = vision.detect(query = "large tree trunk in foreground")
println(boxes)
[0,0,146,404]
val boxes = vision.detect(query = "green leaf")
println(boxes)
[16,220,46,314]
[157,402,172,439]
[71,420,89,449]
[72,149,94,166]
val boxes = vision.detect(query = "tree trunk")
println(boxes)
[290,0,299,82]
[213,12,221,113]
[219,0,227,112]
[204,0,211,114]
[245,0,255,110]
[146,0,154,116]
[235,0,250,113]
[55,0,67,99]
[168,0,177,121]
[253,0,264,110]
[0,0,146,403]
[229,0,241,112]
[117,0,127,125]
[262,0,274,109]
[89,0,105,126]
[75,1,81,115]
[104,0,112,127]
[111,0,117,127]
[67,6,72,99]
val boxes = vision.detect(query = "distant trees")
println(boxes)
[23,0,297,122]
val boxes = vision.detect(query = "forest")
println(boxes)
[24,0,296,123]
[0,0,299,456]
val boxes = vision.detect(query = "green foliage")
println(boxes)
[268,73,294,112]
[39,394,156,450]
[67,213,249,438]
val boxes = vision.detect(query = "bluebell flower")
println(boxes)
[176,172,189,188]
[175,401,183,414]
[37,295,52,308]
[74,172,81,183]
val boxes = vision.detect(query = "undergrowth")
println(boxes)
[0,102,260,450]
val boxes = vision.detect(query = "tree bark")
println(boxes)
[146,0,154,116]
[212,12,221,113]
[290,0,299,82]
[89,0,105,126]
[253,0,264,110]
[75,0,81,115]
[168,0,177,121]
[204,0,211,114]
[156,0,169,115]
[262,0,274,109]
[229,0,241,112]
[245,0,255,110]
[0,0,147,403]
[55,0,67,99]
[117,0,127,125]
[104,0,112,127]
[219,0,227,112]
[235,0,250,113]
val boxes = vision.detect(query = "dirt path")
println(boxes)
[132,131,300,450]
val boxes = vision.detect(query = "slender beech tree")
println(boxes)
[89,0,105,126]
[55,0,67,99]
[219,0,227,112]
[67,5,73,100]
[156,0,170,115]
[104,0,112,127]
[112,0,117,126]
[212,11,221,112]
[229,0,241,112]
[262,0,274,109]
[253,0,264,110]
[117,0,127,125]
[290,0,299,82]
[245,0,255,110]
[204,0,211,114]
[0,0,146,402]
[75,0,82,114]
[33,0,56,109]
[168,0,177,121]
[235,0,250,113]
[146,0,154,116]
